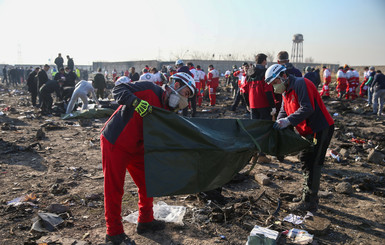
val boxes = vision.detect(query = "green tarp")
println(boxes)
[144,107,311,197]
[61,108,115,119]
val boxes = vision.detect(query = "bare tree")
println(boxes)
[265,51,276,62]
[169,49,190,60]
[241,54,254,62]
[188,51,213,60]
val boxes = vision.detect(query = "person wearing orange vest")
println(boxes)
[207,64,219,106]
[320,66,331,98]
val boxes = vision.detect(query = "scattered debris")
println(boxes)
[246,225,279,245]
[123,201,186,225]
[367,149,385,164]
[284,228,314,244]
[7,193,37,207]
[335,182,354,194]
[31,212,64,232]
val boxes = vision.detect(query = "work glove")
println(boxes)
[270,108,277,116]
[132,99,152,117]
[273,118,291,129]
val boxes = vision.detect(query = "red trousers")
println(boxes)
[336,83,347,98]
[208,83,218,105]
[346,82,357,100]
[320,82,330,97]
[360,78,368,97]
[195,81,203,106]
[101,135,154,236]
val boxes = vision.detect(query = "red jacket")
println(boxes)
[249,79,274,109]
[101,82,168,153]
[207,69,219,87]
[278,76,334,136]
[239,73,249,94]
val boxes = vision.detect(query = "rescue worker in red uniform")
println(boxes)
[247,54,276,120]
[336,67,347,100]
[100,72,196,244]
[359,67,369,97]
[231,63,249,111]
[207,64,219,106]
[345,65,355,100]
[265,64,334,212]
[196,65,206,107]
[320,66,331,98]
[351,68,359,99]
[247,54,276,164]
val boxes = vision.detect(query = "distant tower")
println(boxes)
[291,34,303,63]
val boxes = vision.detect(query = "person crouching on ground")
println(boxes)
[100,72,196,245]
[265,64,334,212]
[65,80,100,114]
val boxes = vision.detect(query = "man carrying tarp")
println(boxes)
[265,64,334,212]
[100,72,196,245]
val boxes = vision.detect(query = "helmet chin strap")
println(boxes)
[169,83,187,94]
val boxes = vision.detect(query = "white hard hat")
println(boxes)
[115,76,131,86]
[265,64,287,84]
[175,59,184,66]
[170,72,196,98]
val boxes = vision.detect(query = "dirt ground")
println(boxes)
[0,77,384,245]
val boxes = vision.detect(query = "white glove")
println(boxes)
[270,108,277,116]
[273,118,291,129]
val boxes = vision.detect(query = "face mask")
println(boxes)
[273,82,286,94]
[168,90,189,110]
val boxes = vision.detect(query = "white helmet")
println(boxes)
[115,76,131,86]
[175,59,184,66]
[265,64,287,84]
[169,72,196,98]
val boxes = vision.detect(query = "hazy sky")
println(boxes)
[0,0,384,66]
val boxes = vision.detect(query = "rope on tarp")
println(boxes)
[236,119,262,174]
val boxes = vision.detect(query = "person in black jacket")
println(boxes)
[2,66,8,85]
[62,67,77,102]
[9,67,18,87]
[54,68,66,82]
[304,66,317,86]
[37,64,50,88]
[92,68,106,99]
[66,55,74,71]
[64,67,77,87]
[27,67,40,106]
[39,80,63,115]
[54,53,64,70]
[128,67,139,82]
[313,67,321,89]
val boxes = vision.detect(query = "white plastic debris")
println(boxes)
[123,201,186,225]
[249,225,279,240]
[283,214,304,225]
[286,228,314,244]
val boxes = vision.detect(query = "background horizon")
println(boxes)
[1,0,384,66]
